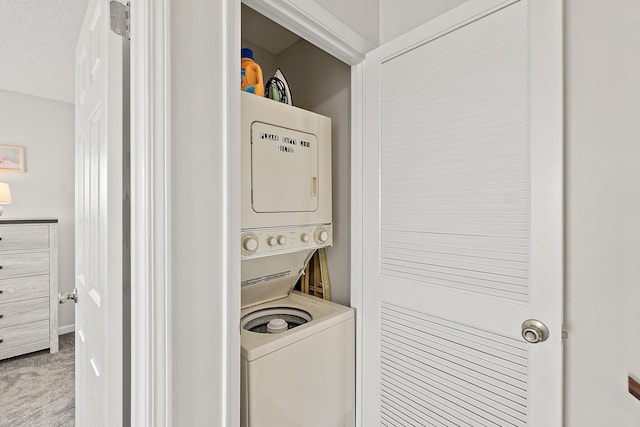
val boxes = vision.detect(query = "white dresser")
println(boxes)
[0,219,58,360]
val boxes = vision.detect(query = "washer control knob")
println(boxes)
[316,228,329,243]
[300,233,310,243]
[267,236,277,246]
[242,235,258,252]
[277,235,287,245]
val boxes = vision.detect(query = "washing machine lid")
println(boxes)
[241,249,315,309]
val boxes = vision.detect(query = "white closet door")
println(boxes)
[75,0,124,424]
[362,0,563,425]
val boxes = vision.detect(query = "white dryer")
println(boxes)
[240,91,333,262]
[240,93,354,426]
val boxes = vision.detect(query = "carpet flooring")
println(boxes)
[0,333,75,426]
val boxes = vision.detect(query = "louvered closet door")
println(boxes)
[361,0,563,425]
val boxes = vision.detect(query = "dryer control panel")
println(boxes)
[241,224,332,260]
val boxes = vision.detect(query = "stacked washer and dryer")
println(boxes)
[239,92,355,427]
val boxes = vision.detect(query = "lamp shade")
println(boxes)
[0,183,12,204]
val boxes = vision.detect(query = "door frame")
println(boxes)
[129,0,171,425]
[236,2,373,425]
[131,0,372,425]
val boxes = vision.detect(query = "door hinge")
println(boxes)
[110,1,131,40]
[561,330,568,340]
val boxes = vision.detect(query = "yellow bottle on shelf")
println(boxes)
[241,48,264,96]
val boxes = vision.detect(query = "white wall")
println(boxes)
[564,0,640,424]
[315,0,379,46]
[0,90,75,330]
[171,0,240,424]
[277,39,352,305]
[379,0,468,43]
[378,0,640,424]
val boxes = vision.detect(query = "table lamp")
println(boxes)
[0,183,12,216]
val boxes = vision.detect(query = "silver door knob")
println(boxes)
[59,288,78,304]
[521,319,549,343]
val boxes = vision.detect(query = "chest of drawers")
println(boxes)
[0,219,58,360]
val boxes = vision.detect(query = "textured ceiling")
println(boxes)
[0,0,88,104]
[0,2,298,104]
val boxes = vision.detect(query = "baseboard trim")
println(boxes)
[58,324,75,335]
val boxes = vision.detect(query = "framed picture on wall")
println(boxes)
[0,145,25,173]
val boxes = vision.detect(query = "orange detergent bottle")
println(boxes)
[241,48,264,96]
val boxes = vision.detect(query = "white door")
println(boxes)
[75,0,124,424]
[362,0,563,425]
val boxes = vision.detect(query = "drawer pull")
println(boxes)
[0,314,3,319]
[0,339,3,344]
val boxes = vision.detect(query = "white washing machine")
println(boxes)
[240,92,355,426]
[240,291,354,427]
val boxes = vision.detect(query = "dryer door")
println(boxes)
[251,122,318,213]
